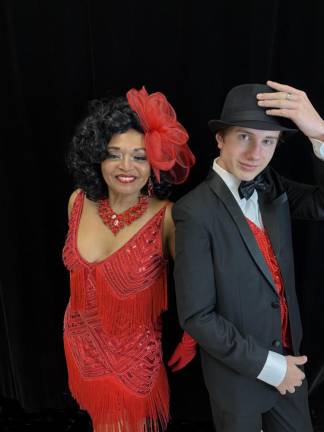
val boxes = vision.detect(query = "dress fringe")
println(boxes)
[96,269,168,335]
[70,267,87,313]
[69,265,167,334]
[64,334,169,432]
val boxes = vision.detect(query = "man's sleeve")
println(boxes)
[279,144,324,220]
[257,351,287,386]
[310,138,324,160]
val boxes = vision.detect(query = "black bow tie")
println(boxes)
[238,174,269,200]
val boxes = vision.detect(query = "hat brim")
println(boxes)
[208,119,297,134]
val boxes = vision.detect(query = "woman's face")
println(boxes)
[101,129,150,197]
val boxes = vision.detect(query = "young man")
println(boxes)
[172,81,324,431]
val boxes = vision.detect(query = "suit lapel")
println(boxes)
[206,171,278,294]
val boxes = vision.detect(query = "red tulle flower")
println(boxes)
[126,87,195,184]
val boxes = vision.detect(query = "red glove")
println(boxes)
[167,331,197,372]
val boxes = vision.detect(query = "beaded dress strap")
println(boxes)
[68,190,85,240]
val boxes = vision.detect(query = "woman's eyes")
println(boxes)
[106,153,147,161]
[106,153,121,159]
[133,155,147,161]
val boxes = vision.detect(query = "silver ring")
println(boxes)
[286,92,292,100]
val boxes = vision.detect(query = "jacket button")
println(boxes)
[272,340,281,348]
[271,301,280,309]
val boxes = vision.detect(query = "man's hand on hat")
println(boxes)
[256,80,324,141]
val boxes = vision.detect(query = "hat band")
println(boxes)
[221,109,279,124]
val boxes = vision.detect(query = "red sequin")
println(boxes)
[246,218,291,349]
[62,191,169,431]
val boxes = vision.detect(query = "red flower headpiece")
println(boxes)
[126,86,195,184]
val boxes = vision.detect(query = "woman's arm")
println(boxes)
[163,203,176,259]
[68,189,81,219]
[162,201,197,372]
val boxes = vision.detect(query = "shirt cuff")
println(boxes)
[310,138,324,160]
[257,351,287,387]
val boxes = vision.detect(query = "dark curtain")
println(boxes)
[1,0,324,419]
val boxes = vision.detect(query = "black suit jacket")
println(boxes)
[173,158,324,415]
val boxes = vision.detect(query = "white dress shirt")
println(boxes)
[212,138,324,387]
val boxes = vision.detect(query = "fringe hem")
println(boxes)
[64,335,169,432]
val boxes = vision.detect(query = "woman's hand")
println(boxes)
[167,331,197,372]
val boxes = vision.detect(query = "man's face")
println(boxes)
[216,127,280,181]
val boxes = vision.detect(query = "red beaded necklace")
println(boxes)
[98,195,149,235]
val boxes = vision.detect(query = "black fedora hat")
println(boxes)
[208,83,297,134]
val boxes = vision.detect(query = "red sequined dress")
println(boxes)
[62,191,169,431]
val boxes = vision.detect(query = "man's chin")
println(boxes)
[238,173,258,182]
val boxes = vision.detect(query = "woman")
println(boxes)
[62,87,196,432]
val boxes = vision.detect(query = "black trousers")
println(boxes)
[210,380,313,432]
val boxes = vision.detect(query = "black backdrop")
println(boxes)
[1,0,324,422]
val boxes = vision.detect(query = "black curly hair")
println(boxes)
[67,96,172,201]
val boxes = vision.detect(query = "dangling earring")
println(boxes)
[147,177,154,197]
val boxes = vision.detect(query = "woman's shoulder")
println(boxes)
[67,188,83,219]
[149,197,173,213]
[147,197,173,227]
[149,198,174,233]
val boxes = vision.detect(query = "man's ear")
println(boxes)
[215,132,223,150]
